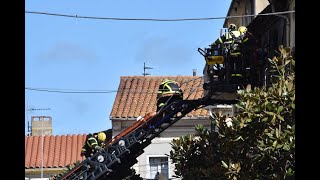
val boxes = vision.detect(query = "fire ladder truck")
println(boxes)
[59,38,270,180]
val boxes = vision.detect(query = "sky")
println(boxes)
[25,0,232,135]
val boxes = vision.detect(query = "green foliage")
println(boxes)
[170,46,295,179]
[170,126,227,179]
[123,168,143,180]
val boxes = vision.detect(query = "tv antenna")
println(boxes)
[143,62,153,76]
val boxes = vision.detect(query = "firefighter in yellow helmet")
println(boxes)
[238,26,249,43]
[157,79,183,112]
[211,24,251,86]
[80,132,107,158]
[238,26,247,34]
[211,23,241,47]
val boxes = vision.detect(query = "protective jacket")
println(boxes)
[157,79,183,112]
[81,133,103,158]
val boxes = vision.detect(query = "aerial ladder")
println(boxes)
[58,95,237,180]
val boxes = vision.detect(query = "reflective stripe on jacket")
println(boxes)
[212,30,242,45]
[86,137,98,149]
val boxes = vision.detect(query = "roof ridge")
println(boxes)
[120,75,202,78]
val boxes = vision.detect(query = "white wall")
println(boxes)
[136,138,175,179]
[255,0,270,15]
[112,117,211,179]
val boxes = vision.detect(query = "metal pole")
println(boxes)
[26,100,29,135]
[41,117,43,178]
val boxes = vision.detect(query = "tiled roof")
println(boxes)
[110,76,208,119]
[25,134,87,169]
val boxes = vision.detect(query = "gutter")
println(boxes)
[252,0,256,18]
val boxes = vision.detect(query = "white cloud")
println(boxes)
[135,36,193,66]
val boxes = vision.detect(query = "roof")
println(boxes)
[110,76,208,119]
[25,134,87,169]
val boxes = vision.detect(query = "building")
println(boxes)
[25,134,86,179]
[203,0,295,103]
[223,0,295,54]
[110,76,235,179]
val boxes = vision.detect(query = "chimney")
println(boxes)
[192,69,197,76]
[31,116,53,136]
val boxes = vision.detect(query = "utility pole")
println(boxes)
[143,62,153,76]
[27,107,51,179]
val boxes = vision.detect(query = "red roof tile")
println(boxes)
[31,136,40,168]
[25,134,87,169]
[110,76,208,119]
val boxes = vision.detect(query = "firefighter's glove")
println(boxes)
[95,146,103,152]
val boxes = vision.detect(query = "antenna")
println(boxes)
[28,108,51,111]
[143,62,153,76]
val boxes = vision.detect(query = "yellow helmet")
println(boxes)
[97,132,106,142]
[228,23,237,31]
[238,26,247,34]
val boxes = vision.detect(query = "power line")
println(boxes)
[25,76,205,94]
[25,87,204,94]
[25,87,118,94]
[25,10,295,22]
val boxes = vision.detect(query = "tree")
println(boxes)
[170,46,295,179]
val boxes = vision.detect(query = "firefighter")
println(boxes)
[238,26,249,42]
[211,23,241,48]
[211,24,250,86]
[156,79,183,112]
[238,25,258,85]
[80,132,107,158]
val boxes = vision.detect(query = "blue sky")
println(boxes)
[25,0,232,135]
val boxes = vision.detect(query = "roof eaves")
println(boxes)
[223,0,236,28]
[25,167,67,175]
[110,117,139,121]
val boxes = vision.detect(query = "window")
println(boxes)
[149,157,169,179]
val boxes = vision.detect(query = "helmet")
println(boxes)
[228,23,237,31]
[238,26,247,34]
[161,79,175,85]
[97,132,106,142]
